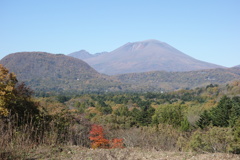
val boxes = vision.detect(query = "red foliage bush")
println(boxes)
[89,124,109,149]
[89,124,124,149]
[110,138,124,149]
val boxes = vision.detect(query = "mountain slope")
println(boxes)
[1,52,238,93]
[0,52,118,92]
[114,68,240,91]
[234,65,240,68]
[68,50,108,60]
[80,40,224,75]
[68,50,93,59]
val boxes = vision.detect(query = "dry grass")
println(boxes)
[1,114,239,160]
[0,114,91,160]
[7,145,240,160]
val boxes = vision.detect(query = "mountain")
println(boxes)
[0,52,118,93]
[68,50,93,59]
[114,68,240,91]
[76,40,224,75]
[1,51,239,94]
[95,51,108,56]
[68,50,108,60]
[234,65,240,68]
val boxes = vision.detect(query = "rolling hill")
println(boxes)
[114,68,240,91]
[69,39,224,75]
[0,52,119,93]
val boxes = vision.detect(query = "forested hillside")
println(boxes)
[1,52,240,94]
[38,80,240,154]
[0,52,120,93]
[115,68,240,91]
[1,64,240,159]
[234,65,240,68]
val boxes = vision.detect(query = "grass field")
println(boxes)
[2,146,240,160]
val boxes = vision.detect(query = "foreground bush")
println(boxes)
[0,112,91,159]
[185,126,240,154]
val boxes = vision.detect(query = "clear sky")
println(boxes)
[1,0,240,67]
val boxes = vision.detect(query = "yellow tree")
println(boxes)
[0,64,17,116]
[0,64,39,118]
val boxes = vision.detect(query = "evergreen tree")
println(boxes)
[197,96,240,128]
[197,110,212,129]
[211,96,232,127]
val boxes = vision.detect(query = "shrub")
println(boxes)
[89,124,124,149]
[89,124,109,149]
[152,104,185,128]
[188,127,234,153]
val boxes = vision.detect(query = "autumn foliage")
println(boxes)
[0,64,39,119]
[110,138,125,149]
[89,124,124,149]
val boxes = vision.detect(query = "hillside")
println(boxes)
[72,40,224,75]
[0,52,118,93]
[114,68,240,91]
[234,65,240,68]
[1,64,240,159]
[1,52,239,93]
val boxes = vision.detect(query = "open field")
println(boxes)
[2,146,240,160]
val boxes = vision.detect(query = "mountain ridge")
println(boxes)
[68,50,93,59]
[69,39,224,75]
[0,51,239,93]
[234,65,240,68]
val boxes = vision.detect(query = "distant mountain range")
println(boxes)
[68,50,108,60]
[68,39,224,75]
[0,51,240,93]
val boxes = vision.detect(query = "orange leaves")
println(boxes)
[89,124,109,149]
[110,138,124,149]
[89,124,124,149]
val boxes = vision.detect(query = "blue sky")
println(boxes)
[1,0,240,67]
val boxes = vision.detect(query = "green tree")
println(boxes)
[197,110,212,129]
[229,96,240,127]
[153,104,185,128]
[130,105,155,126]
[197,96,240,128]
[114,105,129,116]
[211,96,232,127]
[180,117,191,131]
[130,108,142,126]
[56,95,70,103]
